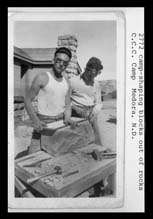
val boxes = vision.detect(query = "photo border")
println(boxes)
[8,7,126,211]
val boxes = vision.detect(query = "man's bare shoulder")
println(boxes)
[34,72,49,87]
[36,72,49,81]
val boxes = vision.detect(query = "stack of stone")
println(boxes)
[14,96,38,122]
[14,102,25,121]
[14,96,25,122]
[57,35,79,77]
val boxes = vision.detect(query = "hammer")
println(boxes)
[27,166,62,184]
[81,149,102,160]
[90,149,103,161]
[85,149,116,161]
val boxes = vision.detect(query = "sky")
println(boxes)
[14,21,116,80]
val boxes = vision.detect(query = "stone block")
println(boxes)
[41,120,95,156]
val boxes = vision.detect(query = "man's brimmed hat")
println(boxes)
[86,57,103,70]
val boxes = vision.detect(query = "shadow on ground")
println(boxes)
[15,149,29,160]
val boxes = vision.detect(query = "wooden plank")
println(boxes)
[45,117,86,130]
[15,177,34,197]
[15,151,52,164]
[109,173,116,196]
[40,117,87,136]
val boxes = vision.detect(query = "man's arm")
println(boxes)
[89,81,103,121]
[64,76,78,128]
[64,82,72,121]
[24,73,48,131]
[94,81,103,105]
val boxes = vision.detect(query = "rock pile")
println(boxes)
[57,35,79,77]
[14,96,38,123]
[14,96,25,122]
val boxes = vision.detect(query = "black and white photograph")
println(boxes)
[8,7,144,212]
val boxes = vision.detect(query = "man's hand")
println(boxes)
[33,120,47,132]
[64,118,78,129]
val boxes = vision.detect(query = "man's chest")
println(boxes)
[72,79,95,96]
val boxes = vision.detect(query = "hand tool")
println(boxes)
[23,157,52,168]
[63,170,79,178]
[101,152,116,157]
[83,150,116,161]
[27,166,62,184]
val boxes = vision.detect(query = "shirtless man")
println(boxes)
[24,47,74,154]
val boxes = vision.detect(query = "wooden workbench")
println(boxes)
[15,144,116,197]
